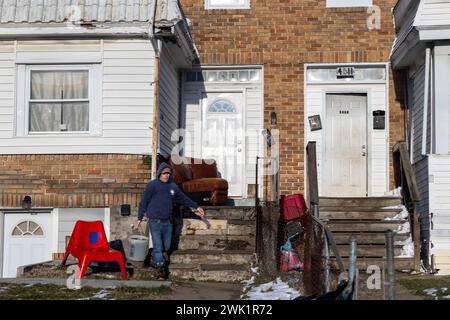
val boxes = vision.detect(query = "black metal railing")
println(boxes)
[304,141,345,295]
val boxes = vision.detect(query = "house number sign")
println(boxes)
[336,67,355,78]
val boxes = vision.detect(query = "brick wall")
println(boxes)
[0,154,151,209]
[180,0,405,194]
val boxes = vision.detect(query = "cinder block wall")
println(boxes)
[0,154,151,208]
[180,0,405,194]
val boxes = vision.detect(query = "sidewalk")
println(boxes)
[0,277,171,289]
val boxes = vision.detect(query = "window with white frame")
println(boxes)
[16,64,101,136]
[205,0,250,10]
[326,0,372,8]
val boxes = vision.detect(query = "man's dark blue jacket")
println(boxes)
[138,162,198,221]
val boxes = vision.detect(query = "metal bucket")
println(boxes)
[128,235,149,261]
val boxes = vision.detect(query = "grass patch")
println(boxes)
[398,275,450,300]
[23,263,160,281]
[0,282,172,300]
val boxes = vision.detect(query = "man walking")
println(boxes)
[135,162,205,279]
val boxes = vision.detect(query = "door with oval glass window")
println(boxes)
[202,92,244,197]
[2,212,52,278]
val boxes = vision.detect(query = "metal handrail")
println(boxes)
[306,141,346,292]
[311,215,345,273]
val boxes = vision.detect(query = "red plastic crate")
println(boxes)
[282,194,307,222]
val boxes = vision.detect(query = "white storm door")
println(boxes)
[202,92,244,197]
[3,213,53,278]
[323,93,367,197]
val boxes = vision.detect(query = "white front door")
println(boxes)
[323,93,367,197]
[2,212,53,278]
[202,92,244,197]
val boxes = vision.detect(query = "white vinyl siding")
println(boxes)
[245,88,264,186]
[158,44,180,157]
[305,83,389,196]
[434,46,450,155]
[0,41,15,140]
[414,0,450,27]
[0,39,155,154]
[429,154,450,275]
[56,208,108,253]
[205,0,250,9]
[326,0,372,8]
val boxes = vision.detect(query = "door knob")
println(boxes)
[361,152,366,157]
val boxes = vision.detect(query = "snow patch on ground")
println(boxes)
[241,277,301,300]
[241,265,302,300]
[423,288,438,297]
[241,276,255,292]
[77,289,112,300]
[92,289,111,299]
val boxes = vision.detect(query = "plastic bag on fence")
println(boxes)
[279,236,303,272]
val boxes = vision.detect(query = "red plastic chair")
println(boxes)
[61,220,127,280]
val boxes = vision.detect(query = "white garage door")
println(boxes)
[2,212,53,278]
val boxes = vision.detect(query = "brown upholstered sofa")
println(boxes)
[167,156,228,206]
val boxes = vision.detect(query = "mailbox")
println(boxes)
[373,110,385,130]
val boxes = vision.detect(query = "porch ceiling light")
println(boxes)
[270,112,277,125]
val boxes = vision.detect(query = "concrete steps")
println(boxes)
[172,206,256,282]
[169,263,252,282]
[320,197,415,271]
[178,235,254,251]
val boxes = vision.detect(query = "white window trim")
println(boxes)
[326,0,373,8]
[205,0,250,10]
[16,64,102,137]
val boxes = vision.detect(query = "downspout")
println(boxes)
[150,0,160,179]
[422,47,431,156]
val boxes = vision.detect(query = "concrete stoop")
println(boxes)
[170,206,256,282]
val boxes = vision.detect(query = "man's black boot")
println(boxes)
[156,266,168,280]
